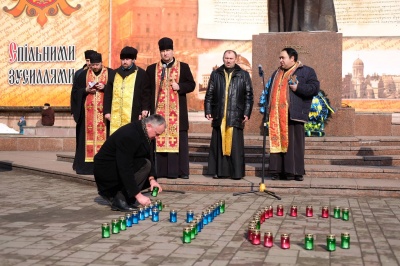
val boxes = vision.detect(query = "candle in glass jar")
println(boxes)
[306,205,313,217]
[264,206,270,220]
[252,229,261,245]
[290,205,298,217]
[327,234,336,251]
[264,232,273,248]
[281,234,290,249]
[277,204,284,216]
[322,206,329,218]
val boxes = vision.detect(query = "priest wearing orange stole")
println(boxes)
[267,47,320,181]
[145,37,195,179]
[71,52,115,175]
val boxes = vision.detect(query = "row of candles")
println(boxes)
[276,204,350,220]
[100,197,227,239]
[183,199,226,243]
[247,205,351,251]
[101,199,164,238]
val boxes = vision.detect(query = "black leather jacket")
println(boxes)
[204,64,254,129]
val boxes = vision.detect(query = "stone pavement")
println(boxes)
[0,169,400,266]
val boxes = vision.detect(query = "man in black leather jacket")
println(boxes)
[204,50,254,180]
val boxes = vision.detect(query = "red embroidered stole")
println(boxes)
[84,68,108,162]
[269,63,299,153]
[155,61,180,153]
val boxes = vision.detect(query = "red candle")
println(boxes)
[268,205,273,218]
[322,206,329,218]
[264,207,270,220]
[277,204,284,216]
[281,234,290,249]
[259,211,265,224]
[248,225,255,241]
[306,205,313,217]
[252,229,261,245]
[264,232,273,248]
[290,205,298,217]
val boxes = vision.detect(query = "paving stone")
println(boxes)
[1,171,400,266]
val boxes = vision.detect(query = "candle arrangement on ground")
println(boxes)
[100,198,227,244]
[246,204,351,251]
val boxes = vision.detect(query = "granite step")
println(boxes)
[56,153,400,179]
[188,142,400,156]
[187,151,400,166]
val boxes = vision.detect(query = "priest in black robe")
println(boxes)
[204,50,254,180]
[71,52,115,175]
[145,37,195,179]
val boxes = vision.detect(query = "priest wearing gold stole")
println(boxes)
[204,50,254,180]
[71,52,115,175]
[266,48,320,181]
[104,46,151,135]
[145,37,195,179]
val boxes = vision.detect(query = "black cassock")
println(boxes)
[70,67,115,175]
[145,59,195,178]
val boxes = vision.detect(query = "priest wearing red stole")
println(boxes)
[71,52,115,175]
[145,37,195,179]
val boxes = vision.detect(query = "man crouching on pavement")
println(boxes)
[94,114,165,211]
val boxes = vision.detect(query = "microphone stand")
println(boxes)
[233,67,281,200]
[153,64,184,194]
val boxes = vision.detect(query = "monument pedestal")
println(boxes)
[249,31,345,136]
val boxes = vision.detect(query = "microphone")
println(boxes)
[161,64,166,81]
[258,64,264,77]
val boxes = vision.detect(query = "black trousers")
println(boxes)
[98,159,151,200]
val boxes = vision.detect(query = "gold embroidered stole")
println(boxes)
[155,61,180,153]
[221,70,234,156]
[84,68,108,162]
[109,71,137,135]
[269,62,299,153]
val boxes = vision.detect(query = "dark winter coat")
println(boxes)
[268,64,320,123]
[204,64,254,129]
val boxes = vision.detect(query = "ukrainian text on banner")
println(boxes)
[197,0,269,40]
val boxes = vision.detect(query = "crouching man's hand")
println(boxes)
[135,192,151,206]
[149,176,163,193]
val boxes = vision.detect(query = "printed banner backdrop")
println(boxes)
[1,0,399,112]
[0,0,110,106]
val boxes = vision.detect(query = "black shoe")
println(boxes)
[111,191,135,212]
[179,175,189,179]
[231,177,242,180]
[271,174,279,180]
[98,192,113,205]
[212,175,219,179]
[295,175,304,181]
[285,173,295,181]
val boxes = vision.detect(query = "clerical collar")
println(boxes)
[161,58,175,68]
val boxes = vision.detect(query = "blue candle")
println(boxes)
[132,210,139,224]
[139,208,145,220]
[125,213,132,227]
[144,205,150,218]
[202,211,208,226]
[152,208,159,222]
[187,210,194,223]
[170,210,177,223]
